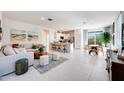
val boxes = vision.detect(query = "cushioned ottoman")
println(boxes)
[15,58,28,75]
[40,55,49,66]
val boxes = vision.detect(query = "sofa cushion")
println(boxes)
[14,48,27,54]
[13,48,21,54]
[19,48,27,53]
[24,44,32,49]
[3,46,16,56]
[0,51,5,57]
[26,49,37,52]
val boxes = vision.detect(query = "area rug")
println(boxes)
[33,57,68,74]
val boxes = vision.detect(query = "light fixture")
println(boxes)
[41,17,45,21]
[48,18,53,21]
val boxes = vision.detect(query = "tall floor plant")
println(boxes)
[99,32,111,47]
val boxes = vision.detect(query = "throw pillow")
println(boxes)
[12,44,19,48]
[3,46,16,56]
[17,48,27,53]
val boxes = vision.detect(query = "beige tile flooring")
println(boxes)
[0,49,108,81]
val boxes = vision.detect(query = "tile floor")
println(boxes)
[0,49,108,81]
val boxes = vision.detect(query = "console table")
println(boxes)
[106,49,124,81]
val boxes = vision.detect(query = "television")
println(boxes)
[60,36,64,39]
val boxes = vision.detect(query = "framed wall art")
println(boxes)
[28,31,39,41]
[10,29,26,42]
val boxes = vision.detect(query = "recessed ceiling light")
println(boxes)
[41,17,45,21]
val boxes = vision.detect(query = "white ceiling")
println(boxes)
[3,11,119,31]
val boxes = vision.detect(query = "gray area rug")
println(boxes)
[33,57,68,74]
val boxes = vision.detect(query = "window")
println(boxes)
[88,32,95,45]
[88,31,103,45]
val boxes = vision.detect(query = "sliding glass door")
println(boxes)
[88,31,102,45]
[88,32,95,45]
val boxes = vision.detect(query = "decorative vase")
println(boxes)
[39,47,45,53]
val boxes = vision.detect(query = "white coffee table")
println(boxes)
[49,52,60,61]
[40,55,49,66]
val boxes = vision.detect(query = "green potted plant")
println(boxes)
[32,44,37,49]
[99,32,111,47]
[99,32,112,55]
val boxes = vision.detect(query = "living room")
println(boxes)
[0,11,123,81]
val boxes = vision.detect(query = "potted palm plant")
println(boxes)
[99,32,112,55]
[99,32,111,47]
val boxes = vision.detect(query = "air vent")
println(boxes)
[48,18,53,21]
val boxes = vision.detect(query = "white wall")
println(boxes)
[0,12,2,48]
[88,27,103,32]
[114,12,122,49]
[74,29,83,49]
[0,12,2,21]
[49,29,56,42]
[82,30,88,47]
[2,18,56,46]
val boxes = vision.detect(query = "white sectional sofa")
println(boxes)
[0,52,34,77]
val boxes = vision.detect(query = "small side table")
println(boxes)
[40,55,49,66]
[49,52,60,61]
